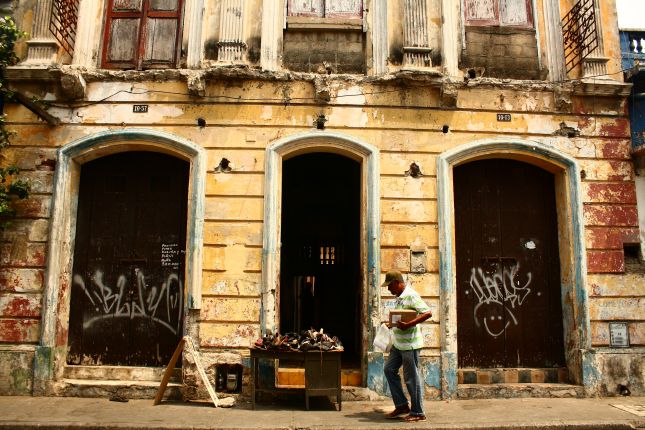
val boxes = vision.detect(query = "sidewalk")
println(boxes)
[0,395,644,430]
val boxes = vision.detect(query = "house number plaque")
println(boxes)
[133,104,149,113]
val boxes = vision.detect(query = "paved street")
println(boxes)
[0,395,644,430]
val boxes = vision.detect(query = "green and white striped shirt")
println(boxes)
[392,286,431,351]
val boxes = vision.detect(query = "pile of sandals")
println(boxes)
[253,328,343,352]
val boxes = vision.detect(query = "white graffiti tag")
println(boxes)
[73,269,183,334]
[468,262,532,338]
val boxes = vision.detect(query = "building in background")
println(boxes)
[0,0,643,400]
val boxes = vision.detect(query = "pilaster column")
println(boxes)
[186,0,205,68]
[260,0,283,71]
[440,0,460,77]
[217,0,246,62]
[72,0,100,67]
[23,0,58,65]
[371,0,388,75]
[581,0,610,79]
[543,0,565,81]
[402,0,432,68]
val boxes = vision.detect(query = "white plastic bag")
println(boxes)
[373,323,393,353]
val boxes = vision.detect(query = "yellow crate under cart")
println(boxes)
[250,348,342,410]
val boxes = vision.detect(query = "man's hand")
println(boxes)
[396,320,412,330]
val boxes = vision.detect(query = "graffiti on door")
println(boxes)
[467,262,532,338]
[73,268,183,334]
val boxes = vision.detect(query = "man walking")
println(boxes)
[382,270,432,422]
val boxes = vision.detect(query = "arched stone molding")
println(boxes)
[34,129,205,395]
[437,138,592,398]
[261,131,380,363]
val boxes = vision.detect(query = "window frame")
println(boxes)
[285,0,364,31]
[101,0,185,70]
[464,0,534,29]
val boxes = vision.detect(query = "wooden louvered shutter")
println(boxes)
[102,0,183,69]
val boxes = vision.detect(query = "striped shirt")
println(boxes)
[392,286,431,351]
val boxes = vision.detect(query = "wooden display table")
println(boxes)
[250,348,342,410]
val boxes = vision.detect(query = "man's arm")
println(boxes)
[396,310,432,330]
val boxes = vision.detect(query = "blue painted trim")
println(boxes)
[436,138,590,396]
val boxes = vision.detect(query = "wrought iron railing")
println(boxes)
[561,0,598,73]
[49,0,80,58]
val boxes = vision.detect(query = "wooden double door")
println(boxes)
[68,152,189,366]
[455,159,565,368]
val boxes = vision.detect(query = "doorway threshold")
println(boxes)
[457,383,584,399]
[58,365,182,399]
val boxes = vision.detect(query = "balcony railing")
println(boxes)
[620,31,645,71]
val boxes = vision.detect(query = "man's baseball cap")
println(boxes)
[381,270,404,288]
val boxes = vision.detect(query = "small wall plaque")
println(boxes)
[133,104,149,113]
[609,322,630,348]
[497,113,512,122]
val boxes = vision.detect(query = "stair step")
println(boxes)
[63,365,181,382]
[457,383,584,399]
[458,367,569,384]
[60,378,182,400]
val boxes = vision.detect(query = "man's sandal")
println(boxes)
[402,414,427,422]
[384,405,410,419]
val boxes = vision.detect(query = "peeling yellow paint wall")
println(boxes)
[1,0,643,398]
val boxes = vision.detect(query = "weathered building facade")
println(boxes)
[0,0,643,400]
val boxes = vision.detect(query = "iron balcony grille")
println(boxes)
[49,0,80,58]
[562,0,598,73]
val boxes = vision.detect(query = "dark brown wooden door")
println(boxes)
[455,159,565,368]
[68,152,189,366]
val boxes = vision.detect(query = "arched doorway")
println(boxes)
[279,153,361,364]
[67,152,189,366]
[454,158,565,368]
[261,131,380,384]
[437,139,591,398]
[34,130,205,395]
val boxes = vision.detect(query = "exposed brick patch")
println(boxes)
[587,250,625,273]
[0,318,40,343]
[0,269,44,293]
[12,196,51,218]
[584,183,637,204]
[584,205,639,227]
[460,27,542,80]
[0,294,42,318]
[586,227,640,249]
[0,243,47,267]
[599,119,630,138]
[597,139,632,159]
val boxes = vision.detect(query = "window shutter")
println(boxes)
[499,0,532,27]
[287,0,324,17]
[103,0,143,68]
[464,0,532,27]
[325,0,362,19]
[465,0,498,25]
[102,0,183,69]
[143,0,182,66]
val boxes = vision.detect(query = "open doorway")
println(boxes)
[279,152,362,366]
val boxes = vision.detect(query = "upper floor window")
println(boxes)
[102,0,183,69]
[287,0,362,20]
[464,0,533,28]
